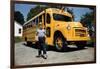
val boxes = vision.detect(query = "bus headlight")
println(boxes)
[67,26,71,30]
[87,34,90,37]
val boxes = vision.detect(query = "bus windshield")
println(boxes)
[53,13,72,22]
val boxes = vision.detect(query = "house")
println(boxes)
[14,21,23,37]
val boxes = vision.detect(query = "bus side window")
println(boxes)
[36,17,38,25]
[26,26,27,29]
[30,24,32,27]
[46,13,50,24]
[46,27,51,37]
[24,26,26,29]
[33,20,35,25]
[39,15,42,24]
[43,13,45,25]
[32,19,35,26]
[28,25,29,28]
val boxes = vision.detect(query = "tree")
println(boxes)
[80,8,95,38]
[80,10,94,28]
[26,5,48,21]
[26,5,75,21]
[14,11,25,25]
[66,8,75,20]
[26,5,66,21]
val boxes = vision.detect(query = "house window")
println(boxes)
[19,28,21,34]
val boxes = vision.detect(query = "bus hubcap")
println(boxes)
[55,37,63,50]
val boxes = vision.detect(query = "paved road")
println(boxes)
[15,42,95,66]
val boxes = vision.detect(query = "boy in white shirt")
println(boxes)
[36,26,47,59]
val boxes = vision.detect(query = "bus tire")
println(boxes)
[54,34,67,51]
[76,41,86,49]
[27,41,32,46]
[25,37,32,46]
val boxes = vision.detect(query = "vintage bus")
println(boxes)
[23,8,90,51]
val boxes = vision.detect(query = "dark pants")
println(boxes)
[38,37,46,55]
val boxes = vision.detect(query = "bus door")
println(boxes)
[45,13,51,45]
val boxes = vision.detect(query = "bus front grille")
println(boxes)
[75,29,86,37]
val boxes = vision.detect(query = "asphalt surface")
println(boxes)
[15,42,95,66]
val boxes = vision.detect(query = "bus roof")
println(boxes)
[46,8,72,17]
[23,8,72,26]
[23,11,45,26]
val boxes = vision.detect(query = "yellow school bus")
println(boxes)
[23,8,90,51]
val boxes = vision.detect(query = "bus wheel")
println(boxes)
[54,35,67,51]
[76,41,86,49]
[27,41,32,46]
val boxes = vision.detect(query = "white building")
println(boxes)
[14,21,23,37]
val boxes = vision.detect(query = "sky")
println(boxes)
[15,4,93,22]
[15,4,37,21]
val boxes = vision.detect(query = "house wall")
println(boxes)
[14,21,23,37]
